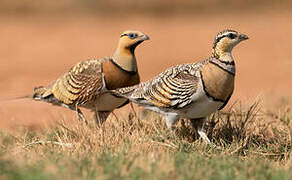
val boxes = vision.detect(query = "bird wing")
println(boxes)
[48,59,106,105]
[123,63,202,109]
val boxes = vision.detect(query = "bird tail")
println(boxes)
[110,83,150,107]
[32,86,48,100]
[0,86,56,104]
[32,86,58,103]
[0,94,32,102]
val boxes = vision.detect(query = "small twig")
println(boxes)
[230,136,249,155]
[130,103,143,126]
[130,103,138,117]
[151,120,165,139]
[150,140,178,149]
[22,141,73,148]
[56,122,79,137]
[250,151,287,156]
[219,111,264,117]
[111,111,119,121]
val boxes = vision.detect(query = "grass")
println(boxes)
[0,100,292,180]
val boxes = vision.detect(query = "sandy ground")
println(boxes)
[0,11,291,130]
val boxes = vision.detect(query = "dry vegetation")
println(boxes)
[0,100,291,179]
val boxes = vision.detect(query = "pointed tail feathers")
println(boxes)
[111,83,150,107]
[0,94,32,103]
[31,86,59,105]
[0,87,44,102]
[0,86,59,105]
[32,86,48,100]
[0,86,48,103]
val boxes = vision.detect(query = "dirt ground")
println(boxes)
[0,11,291,130]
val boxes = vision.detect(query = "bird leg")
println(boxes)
[190,117,211,144]
[164,113,180,139]
[165,113,179,130]
[94,110,111,126]
[76,107,88,125]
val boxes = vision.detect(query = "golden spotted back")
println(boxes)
[51,59,104,105]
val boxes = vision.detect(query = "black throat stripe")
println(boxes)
[218,59,235,65]
[109,59,138,75]
[209,61,235,75]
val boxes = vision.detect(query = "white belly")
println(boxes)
[143,92,222,119]
[182,94,222,119]
[181,82,223,119]
[83,92,128,112]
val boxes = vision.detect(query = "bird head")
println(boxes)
[118,30,150,53]
[112,30,149,72]
[212,29,248,58]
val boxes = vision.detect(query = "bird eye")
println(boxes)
[227,33,236,39]
[128,33,137,39]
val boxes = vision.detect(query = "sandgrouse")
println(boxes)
[112,29,248,143]
[32,30,149,125]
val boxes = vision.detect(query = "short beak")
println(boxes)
[239,33,249,40]
[139,34,150,41]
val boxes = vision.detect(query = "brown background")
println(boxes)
[0,0,291,129]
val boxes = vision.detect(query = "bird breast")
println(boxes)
[102,60,140,90]
[200,62,234,102]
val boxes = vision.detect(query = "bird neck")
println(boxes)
[112,46,138,72]
[212,45,234,63]
[210,46,236,75]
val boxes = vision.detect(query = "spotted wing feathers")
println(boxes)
[33,59,106,106]
[115,63,203,109]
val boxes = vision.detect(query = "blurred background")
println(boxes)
[0,0,291,129]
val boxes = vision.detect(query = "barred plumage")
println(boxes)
[49,59,103,105]
[113,29,248,144]
[32,30,149,124]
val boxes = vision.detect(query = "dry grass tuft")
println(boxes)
[0,100,292,179]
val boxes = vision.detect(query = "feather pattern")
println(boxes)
[51,59,104,105]
[115,61,206,109]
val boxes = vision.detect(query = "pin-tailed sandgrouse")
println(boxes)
[32,30,149,124]
[112,29,248,143]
